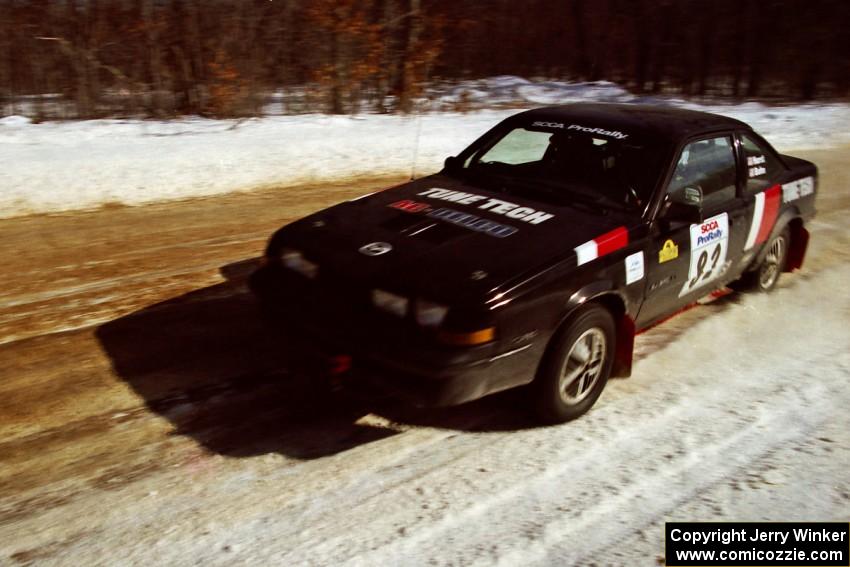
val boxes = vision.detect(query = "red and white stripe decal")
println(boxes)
[574,226,629,266]
[744,184,781,251]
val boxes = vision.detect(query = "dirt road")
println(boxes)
[1,154,848,566]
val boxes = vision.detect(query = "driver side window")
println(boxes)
[666,136,737,210]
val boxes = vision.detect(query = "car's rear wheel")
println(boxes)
[732,226,790,293]
[532,304,615,424]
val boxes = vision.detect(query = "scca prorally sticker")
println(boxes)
[782,176,814,203]
[679,212,729,297]
[566,124,628,139]
[625,251,644,285]
[532,121,565,129]
[418,188,553,225]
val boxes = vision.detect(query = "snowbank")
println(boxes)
[2,77,850,219]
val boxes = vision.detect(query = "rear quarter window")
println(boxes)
[741,133,785,194]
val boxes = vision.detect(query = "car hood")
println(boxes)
[267,173,638,303]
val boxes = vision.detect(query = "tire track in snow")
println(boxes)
[491,384,832,567]
[341,380,828,567]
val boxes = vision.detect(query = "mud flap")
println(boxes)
[328,355,353,391]
[612,314,635,378]
[785,224,809,272]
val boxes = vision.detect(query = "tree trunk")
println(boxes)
[571,0,591,81]
[731,0,747,98]
[745,1,763,98]
[632,0,650,93]
[329,6,345,114]
[143,0,166,116]
[397,0,421,113]
[696,3,714,97]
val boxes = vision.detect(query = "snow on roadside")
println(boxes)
[0,112,506,219]
[2,77,850,219]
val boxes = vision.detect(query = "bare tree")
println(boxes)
[1,0,848,120]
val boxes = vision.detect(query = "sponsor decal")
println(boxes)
[574,226,629,266]
[427,208,518,238]
[417,188,554,225]
[359,242,393,256]
[696,218,722,246]
[567,124,628,139]
[782,176,814,203]
[389,199,431,213]
[649,274,676,292]
[744,185,781,251]
[388,197,518,238]
[532,121,565,129]
[680,213,729,297]
[417,188,487,206]
[531,121,629,139]
[658,239,679,263]
[747,154,767,177]
[625,251,645,285]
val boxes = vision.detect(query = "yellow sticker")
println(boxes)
[659,239,679,263]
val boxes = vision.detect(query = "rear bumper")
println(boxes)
[249,265,539,406]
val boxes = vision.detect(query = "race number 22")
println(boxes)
[689,243,722,288]
[680,213,729,297]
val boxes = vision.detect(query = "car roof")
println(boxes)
[513,103,750,142]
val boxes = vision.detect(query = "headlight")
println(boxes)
[280,248,318,279]
[414,299,449,327]
[371,289,408,317]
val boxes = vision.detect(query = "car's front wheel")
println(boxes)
[532,304,615,424]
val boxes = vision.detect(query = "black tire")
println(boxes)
[532,304,615,424]
[731,226,790,293]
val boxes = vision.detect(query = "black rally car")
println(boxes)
[250,103,817,423]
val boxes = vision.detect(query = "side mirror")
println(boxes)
[661,199,703,224]
[444,155,461,173]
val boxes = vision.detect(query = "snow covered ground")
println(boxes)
[0,132,847,565]
[3,76,850,219]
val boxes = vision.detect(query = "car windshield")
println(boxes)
[456,124,668,211]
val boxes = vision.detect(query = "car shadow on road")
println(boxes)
[95,258,536,461]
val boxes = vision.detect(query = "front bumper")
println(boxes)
[249,264,539,406]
